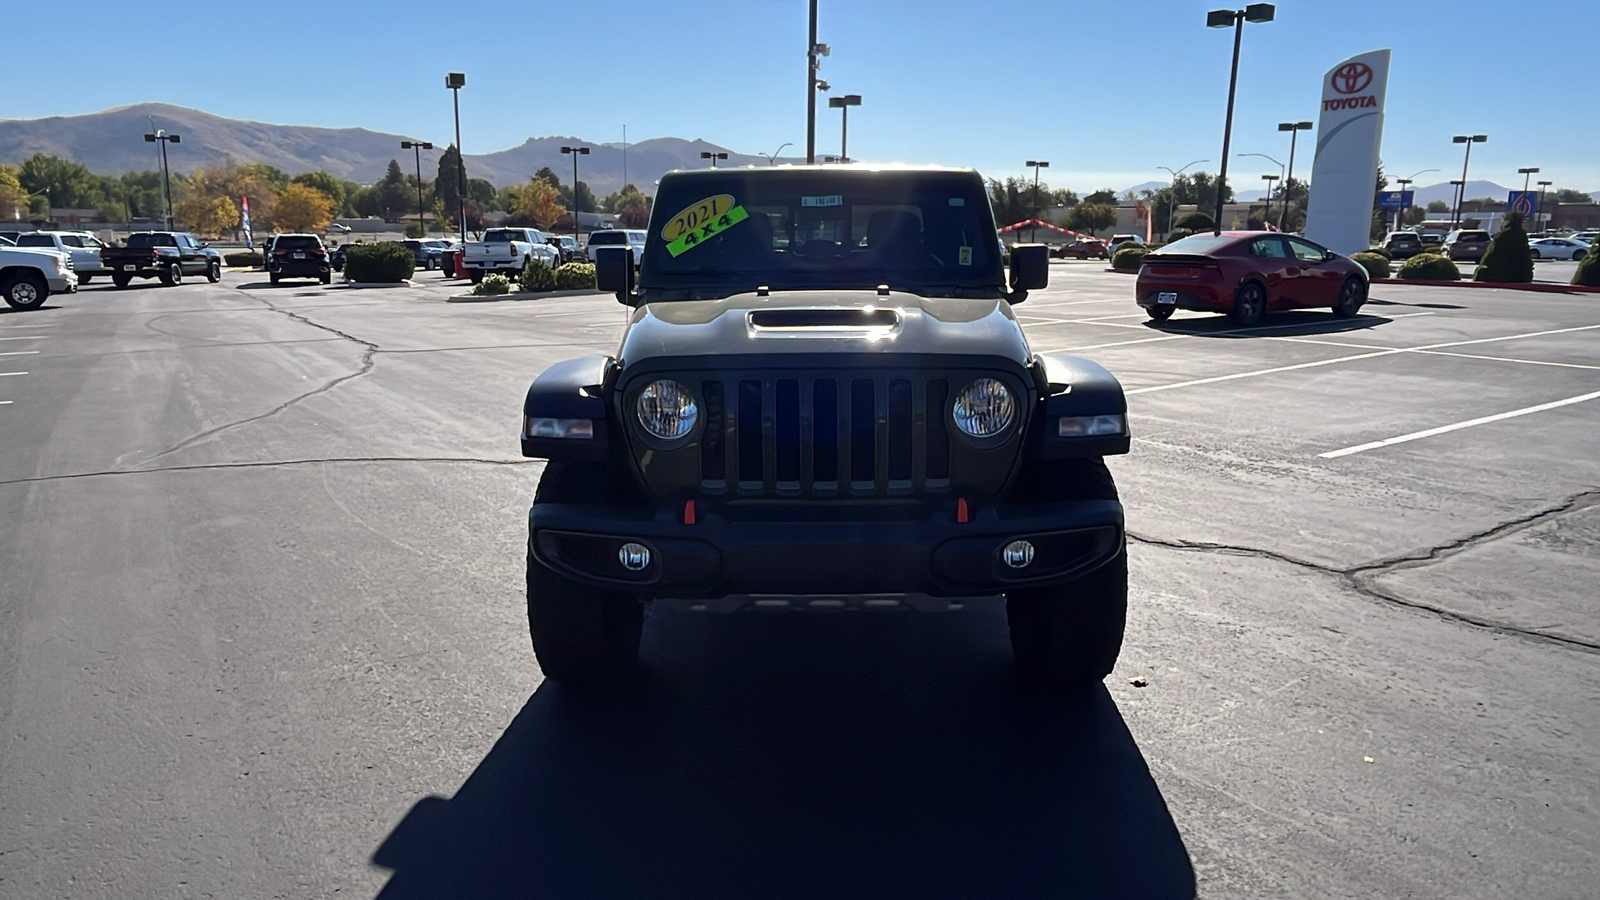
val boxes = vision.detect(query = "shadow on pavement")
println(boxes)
[371,600,1195,899]
[1367,297,1467,310]
[1150,309,1399,338]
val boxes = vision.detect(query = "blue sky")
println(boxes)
[6,0,1596,193]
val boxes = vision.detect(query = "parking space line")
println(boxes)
[0,323,53,330]
[1043,335,1187,352]
[0,400,10,406]
[0,351,41,357]
[1410,350,1600,371]
[1318,389,1600,458]
[0,371,27,377]
[0,335,46,341]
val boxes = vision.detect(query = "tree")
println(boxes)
[118,171,169,220]
[987,177,1036,228]
[237,163,290,192]
[191,196,241,237]
[290,171,347,213]
[620,202,650,228]
[1083,189,1119,206]
[0,165,27,219]
[1176,212,1214,231]
[1474,211,1533,284]
[467,177,499,211]
[534,167,561,188]
[17,153,107,209]
[1553,189,1592,204]
[505,178,566,229]
[1049,188,1078,208]
[1067,203,1117,235]
[603,184,648,213]
[175,164,277,233]
[1425,200,1449,213]
[273,183,335,233]
[375,159,413,219]
[434,145,466,217]
[1573,240,1600,287]
[558,180,596,214]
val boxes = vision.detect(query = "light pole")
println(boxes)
[446,73,467,246]
[1449,179,1465,227]
[1277,120,1312,231]
[1536,179,1552,233]
[1518,166,1540,194]
[828,94,862,164]
[1025,160,1050,241]
[400,140,432,236]
[1260,174,1280,227]
[143,130,181,230]
[1206,3,1276,233]
[760,142,793,166]
[1395,168,1438,231]
[1238,152,1283,224]
[1451,134,1487,228]
[805,0,826,165]
[700,151,728,168]
[1157,159,1208,236]
[561,146,590,243]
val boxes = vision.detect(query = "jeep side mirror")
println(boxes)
[1008,243,1049,302]
[595,246,635,304]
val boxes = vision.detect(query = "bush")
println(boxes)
[1396,252,1461,281]
[1473,211,1534,284]
[553,262,597,291]
[1574,242,1600,287]
[223,251,262,267]
[1350,251,1391,280]
[1175,212,1214,231]
[403,221,426,238]
[470,273,513,296]
[345,242,415,283]
[1366,246,1392,260]
[1111,245,1150,271]
[1164,228,1195,243]
[518,259,556,292]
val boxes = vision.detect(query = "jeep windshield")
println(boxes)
[636,168,1005,301]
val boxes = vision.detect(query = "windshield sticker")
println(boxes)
[661,194,737,242]
[948,197,966,206]
[801,195,844,207]
[958,246,973,266]
[666,204,750,257]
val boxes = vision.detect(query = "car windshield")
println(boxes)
[275,236,321,250]
[1149,234,1236,256]
[128,233,176,248]
[638,169,1003,300]
[589,232,628,245]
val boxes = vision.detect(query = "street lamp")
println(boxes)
[1536,179,1552,233]
[760,142,793,166]
[446,72,467,246]
[1277,120,1313,231]
[828,94,862,165]
[143,130,181,230]
[1451,134,1487,227]
[1157,159,1208,236]
[561,146,590,243]
[1206,3,1276,233]
[1395,168,1439,231]
[700,151,728,168]
[1517,166,1540,194]
[1025,160,1050,241]
[805,0,826,164]
[1238,152,1283,224]
[1260,174,1280,226]
[400,140,432,237]
[1449,179,1465,226]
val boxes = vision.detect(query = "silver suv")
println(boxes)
[1442,229,1491,262]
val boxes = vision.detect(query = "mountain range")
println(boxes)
[0,103,797,196]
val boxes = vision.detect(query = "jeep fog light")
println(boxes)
[952,378,1016,437]
[1002,540,1035,568]
[1058,414,1125,437]
[524,416,594,439]
[636,379,698,440]
[618,542,651,571]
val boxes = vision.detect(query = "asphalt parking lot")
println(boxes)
[1,264,1596,898]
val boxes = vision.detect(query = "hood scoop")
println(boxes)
[748,308,901,330]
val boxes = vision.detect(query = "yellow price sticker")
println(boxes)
[666,205,750,257]
[661,194,737,242]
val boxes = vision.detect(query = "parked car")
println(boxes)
[1441,229,1491,262]
[267,233,332,284]
[1107,234,1145,254]
[0,235,14,247]
[11,231,113,283]
[1529,237,1591,261]
[547,234,584,264]
[586,228,648,263]
[1570,231,1598,245]
[462,227,560,283]
[523,165,1128,690]
[1052,239,1108,260]
[1418,233,1445,251]
[0,231,21,244]
[1,243,77,309]
[402,239,445,270]
[100,232,223,287]
[1134,231,1368,325]
[1381,231,1424,259]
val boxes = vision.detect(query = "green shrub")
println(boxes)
[1574,241,1600,286]
[345,242,415,283]
[1396,252,1461,281]
[1366,246,1391,260]
[403,221,426,238]
[518,259,556,292]
[1350,251,1391,280]
[470,273,513,295]
[1176,212,1214,231]
[1111,245,1150,271]
[223,251,262,267]
[1473,211,1534,283]
[1164,228,1195,242]
[553,262,597,290]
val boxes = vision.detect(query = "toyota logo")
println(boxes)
[1332,62,1373,95]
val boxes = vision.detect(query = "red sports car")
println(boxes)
[1135,232,1369,326]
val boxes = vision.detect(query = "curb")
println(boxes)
[1372,277,1600,294]
[447,288,607,304]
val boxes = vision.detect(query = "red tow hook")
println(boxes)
[684,499,697,525]
[956,498,969,524]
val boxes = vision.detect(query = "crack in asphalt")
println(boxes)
[0,456,539,487]
[1129,488,1600,654]
[143,296,380,462]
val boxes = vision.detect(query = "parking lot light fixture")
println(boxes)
[1260,174,1280,225]
[1276,121,1312,231]
[400,140,433,237]
[1536,179,1552,231]
[143,130,181,230]
[1449,179,1466,227]
[1395,168,1438,231]
[446,73,467,246]
[760,142,794,166]
[561,146,590,243]
[1207,4,1275,233]
[1238,152,1283,224]
[1025,160,1049,241]
[699,151,729,168]
[1451,134,1487,227]
[1517,166,1540,196]
[1157,159,1207,237]
[828,94,862,164]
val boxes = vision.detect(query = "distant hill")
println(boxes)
[1410,180,1510,207]
[0,103,799,194]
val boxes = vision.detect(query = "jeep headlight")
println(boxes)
[635,379,698,440]
[952,378,1016,438]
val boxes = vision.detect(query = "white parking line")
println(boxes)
[0,323,53,330]
[0,371,27,377]
[0,351,40,357]
[1410,350,1600,371]
[1319,389,1600,458]
[0,400,10,406]
[0,335,46,341]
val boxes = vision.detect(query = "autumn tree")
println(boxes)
[0,165,28,219]
[273,183,335,233]
[607,183,652,227]
[176,165,278,233]
[290,171,347,213]
[506,178,566,230]
[191,197,241,237]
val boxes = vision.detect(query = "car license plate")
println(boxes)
[122,265,136,271]
[293,251,306,259]
[1157,292,1178,305]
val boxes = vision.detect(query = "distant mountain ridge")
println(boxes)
[0,103,799,196]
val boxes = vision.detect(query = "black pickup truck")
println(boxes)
[101,232,223,287]
[519,166,1132,690]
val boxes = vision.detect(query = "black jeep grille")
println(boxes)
[698,373,953,498]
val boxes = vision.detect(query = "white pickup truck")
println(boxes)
[2,244,77,310]
[12,231,113,284]
[461,227,561,283]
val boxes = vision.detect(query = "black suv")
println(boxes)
[520,167,1131,689]
[267,234,331,284]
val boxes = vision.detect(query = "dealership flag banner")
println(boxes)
[241,196,253,250]
[1304,49,1390,255]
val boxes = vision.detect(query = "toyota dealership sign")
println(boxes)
[1304,49,1391,255]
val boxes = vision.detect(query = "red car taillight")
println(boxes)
[149,249,160,259]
